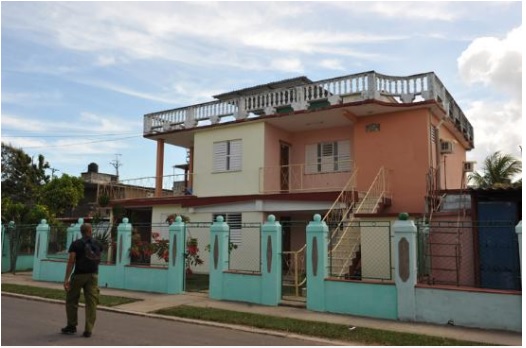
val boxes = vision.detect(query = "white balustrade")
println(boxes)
[143,71,473,145]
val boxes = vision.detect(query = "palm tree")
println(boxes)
[469,151,522,188]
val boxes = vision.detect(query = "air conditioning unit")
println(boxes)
[440,140,453,154]
[463,161,475,172]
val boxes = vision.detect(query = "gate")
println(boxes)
[478,201,521,290]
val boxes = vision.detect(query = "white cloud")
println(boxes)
[269,58,304,73]
[458,26,522,100]
[2,91,63,105]
[1,2,400,70]
[1,112,139,135]
[319,59,345,71]
[458,26,523,167]
[332,1,458,21]
[465,99,522,165]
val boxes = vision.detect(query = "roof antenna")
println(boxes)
[110,154,122,178]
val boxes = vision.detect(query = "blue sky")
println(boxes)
[1,1,523,182]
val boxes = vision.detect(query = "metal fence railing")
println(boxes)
[328,220,392,281]
[416,220,521,290]
[2,224,38,256]
[228,223,261,273]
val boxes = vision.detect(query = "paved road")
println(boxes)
[1,296,328,346]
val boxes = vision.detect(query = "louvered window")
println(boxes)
[213,139,242,172]
[305,140,351,174]
[213,213,242,245]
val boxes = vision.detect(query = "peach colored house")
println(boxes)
[113,71,474,278]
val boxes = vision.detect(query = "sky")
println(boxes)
[1,1,523,184]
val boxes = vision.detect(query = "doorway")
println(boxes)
[280,142,290,192]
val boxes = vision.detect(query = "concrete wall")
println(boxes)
[415,286,522,332]
[324,280,398,319]
[193,122,265,196]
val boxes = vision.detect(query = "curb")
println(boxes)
[2,292,353,346]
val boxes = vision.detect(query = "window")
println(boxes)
[305,140,351,174]
[213,140,242,172]
[213,213,242,245]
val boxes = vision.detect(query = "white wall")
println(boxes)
[415,287,522,332]
[193,122,265,197]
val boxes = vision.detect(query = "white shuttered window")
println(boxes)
[213,213,242,245]
[213,139,242,172]
[305,140,351,174]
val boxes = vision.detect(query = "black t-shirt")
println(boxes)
[68,237,101,274]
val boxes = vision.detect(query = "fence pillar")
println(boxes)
[2,222,15,273]
[1,224,5,272]
[306,214,328,311]
[393,212,417,321]
[261,215,282,305]
[516,221,522,276]
[33,219,51,281]
[209,215,229,300]
[115,218,132,288]
[167,216,186,294]
[7,221,19,273]
[66,218,83,249]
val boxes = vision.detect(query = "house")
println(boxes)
[111,71,474,276]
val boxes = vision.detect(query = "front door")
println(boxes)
[280,143,290,192]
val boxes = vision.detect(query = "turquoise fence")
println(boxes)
[28,214,523,331]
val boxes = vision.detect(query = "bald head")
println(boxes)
[80,223,93,237]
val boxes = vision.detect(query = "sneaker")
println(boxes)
[61,326,76,335]
[82,331,92,338]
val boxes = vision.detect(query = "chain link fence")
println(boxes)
[416,220,521,290]
[228,223,261,273]
[328,220,392,281]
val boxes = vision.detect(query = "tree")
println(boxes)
[39,174,85,217]
[468,151,522,188]
[1,142,50,204]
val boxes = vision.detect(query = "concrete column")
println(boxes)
[209,215,229,300]
[2,222,15,273]
[66,218,83,249]
[115,217,132,288]
[155,139,165,197]
[516,221,522,276]
[167,216,186,294]
[306,214,328,312]
[33,219,50,280]
[393,212,417,321]
[261,215,282,305]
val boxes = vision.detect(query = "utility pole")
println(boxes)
[110,154,123,178]
[50,167,60,179]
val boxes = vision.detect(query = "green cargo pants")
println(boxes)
[66,273,99,333]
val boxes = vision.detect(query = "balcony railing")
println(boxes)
[259,161,354,194]
[105,174,194,200]
[144,71,473,146]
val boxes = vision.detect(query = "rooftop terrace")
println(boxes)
[143,71,473,148]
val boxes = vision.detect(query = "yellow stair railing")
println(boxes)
[282,169,358,297]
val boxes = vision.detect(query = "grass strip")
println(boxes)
[1,283,140,307]
[155,305,491,346]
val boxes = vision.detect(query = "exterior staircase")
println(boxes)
[281,167,391,296]
[327,167,391,277]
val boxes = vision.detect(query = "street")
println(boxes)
[1,296,327,346]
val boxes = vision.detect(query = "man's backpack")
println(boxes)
[83,238,102,263]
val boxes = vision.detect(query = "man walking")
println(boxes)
[61,223,101,338]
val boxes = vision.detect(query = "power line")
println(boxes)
[2,132,138,138]
[20,135,140,149]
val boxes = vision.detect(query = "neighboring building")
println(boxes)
[112,71,475,276]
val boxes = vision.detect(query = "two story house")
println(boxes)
[112,71,474,277]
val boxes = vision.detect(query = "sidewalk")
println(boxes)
[1,272,521,346]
